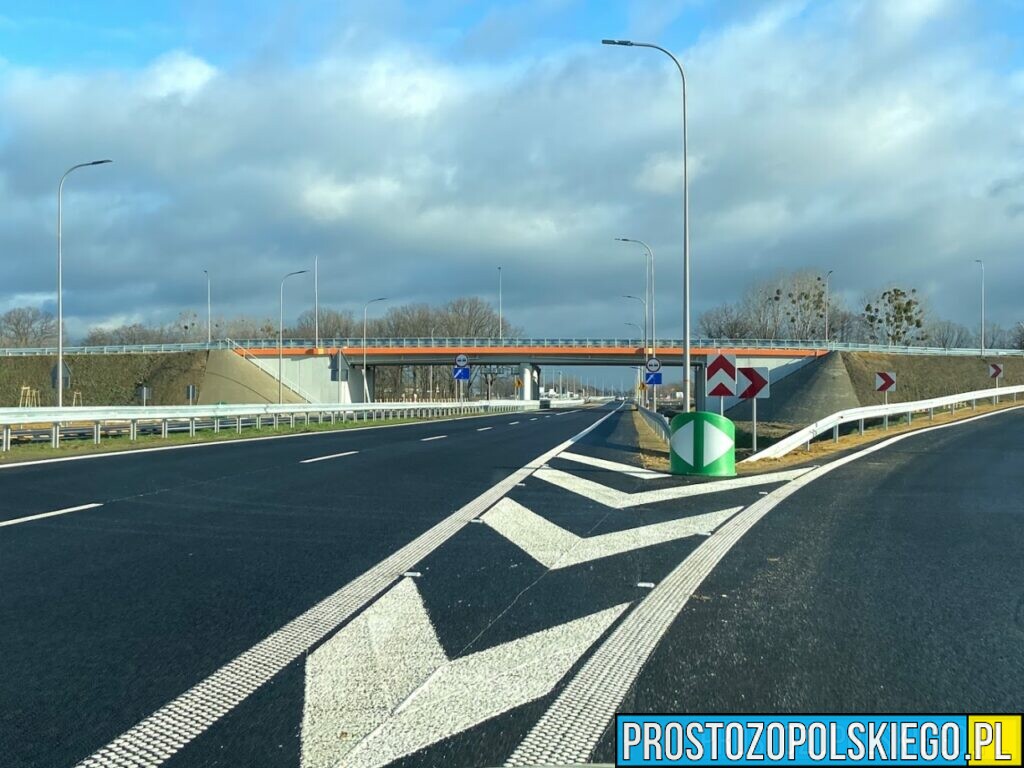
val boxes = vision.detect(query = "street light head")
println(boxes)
[90,159,113,165]
[602,39,633,46]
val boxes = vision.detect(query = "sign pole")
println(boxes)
[884,390,888,430]
[752,397,758,453]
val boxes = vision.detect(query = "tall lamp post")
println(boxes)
[363,297,389,403]
[623,294,648,406]
[603,39,691,411]
[497,266,503,341]
[313,255,320,349]
[279,270,308,404]
[625,322,643,402]
[57,159,112,408]
[975,259,985,354]
[824,269,833,345]
[203,269,212,345]
[617,237,657,399]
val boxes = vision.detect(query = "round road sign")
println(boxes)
[455,353,469,368]
[645,357,662,373]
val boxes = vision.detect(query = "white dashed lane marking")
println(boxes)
[0,502,104,528]
[420,435,447,442]
[508,421,520,425]
[476,427,493,432]
[300,451,359,464]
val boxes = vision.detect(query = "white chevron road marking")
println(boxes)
[300,577,627,768]
[534,466,812,509]
[482,498,741,570]
[558,451,670,479]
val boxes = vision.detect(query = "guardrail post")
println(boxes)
[832,424,839,443]
[189,418,196,437]
[273,414,280,429]
[130,420,137,441]
[255,415,262,431]
[161,420,168,439]
[330,411,336,425]
[236,416,242,434]
[3,425,11,452]
[907,411,912,425]
[929,407,934,421]
[214,417,221,434]
[858,418,865,435]
[93,422,101,445]
[972,398,977,411]
[290,413,296,428]
[52,423,59,448]
[883,412,889,431]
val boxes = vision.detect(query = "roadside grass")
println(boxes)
[0,413,453,465]
[631,398,1023,475]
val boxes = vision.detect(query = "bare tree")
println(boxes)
[927,320,973,349]
[0,307,58,347]
[863,287,927,345]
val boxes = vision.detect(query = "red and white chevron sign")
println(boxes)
[989,363,1003,379]
[874,371,896,393]
[705,354,737,397]
[737,367,770,399]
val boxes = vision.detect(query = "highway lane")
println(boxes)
[0,405,609,768]
[593,406,1024,760]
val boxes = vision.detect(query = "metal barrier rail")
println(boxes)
[0,400,537,451]
[744,385,1024,462]
[637,404,671,443]
[2,338,1022,356]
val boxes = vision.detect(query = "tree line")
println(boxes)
[697,270,1024,350]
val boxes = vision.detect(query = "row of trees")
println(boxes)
[698,270,1024,349]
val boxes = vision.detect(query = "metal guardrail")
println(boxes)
[0,399,537,451]
[1,338,1021,356]
[637,404,671,443]
[744,385,1024,462]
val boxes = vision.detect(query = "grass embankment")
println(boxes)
[0,413,448,465]
[0,353,208,407]
[632,397,1023,475]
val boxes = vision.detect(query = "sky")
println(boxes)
[2,0,1024,343]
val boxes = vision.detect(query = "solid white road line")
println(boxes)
[300,450,359,464]
[0,502,104,528]
[476,427,493,432]
[420,435,447,442]
[483,498,741,570]
[75,404,624,768]
[559,451,670,480]
[301,577,627,768]
[534,466,813,509]
[506,403,1024,767]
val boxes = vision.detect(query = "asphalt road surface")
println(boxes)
[1,403,1021,767]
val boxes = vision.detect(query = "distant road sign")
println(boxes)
[455,354,469,368]
[644,371,662,386]
[645,357,662,374]
[875,371,896,393]
[706,354,736,397]
[452,366,470,381]
[989,363,1003,379]
[736,367,769,399]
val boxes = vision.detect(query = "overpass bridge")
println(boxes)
[3,337,1019,405]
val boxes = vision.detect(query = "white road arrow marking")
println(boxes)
[482,498,741,569]
[534,467,811,509]
[300,578,627,768]
[559,451,669,479]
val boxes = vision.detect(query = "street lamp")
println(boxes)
[203,269,212,345]
[279,270,308,403]
[363,297,389,403]
[314,255,320,350]
[497,266,503,342]
[623,294,648,406]
[617,236,657,400]
[975,259,985,354]
[604,38,692,411]
[824,269,833,345]
[57,159,112,408]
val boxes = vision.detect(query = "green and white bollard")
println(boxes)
[669,411,736,477]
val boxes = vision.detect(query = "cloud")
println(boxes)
[0,0,1022,343]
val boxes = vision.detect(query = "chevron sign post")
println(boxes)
[875,371,896,429]
[737,366,770,453]
[706,353,736,415]
[989,363,1003,404]
[669,412,735,477]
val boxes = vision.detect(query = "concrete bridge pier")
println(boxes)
[520,363,539,400]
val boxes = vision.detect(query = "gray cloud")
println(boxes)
[1,0,1022,343]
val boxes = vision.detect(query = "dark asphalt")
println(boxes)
[4,403,1021,768]
[0,406,609,768]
